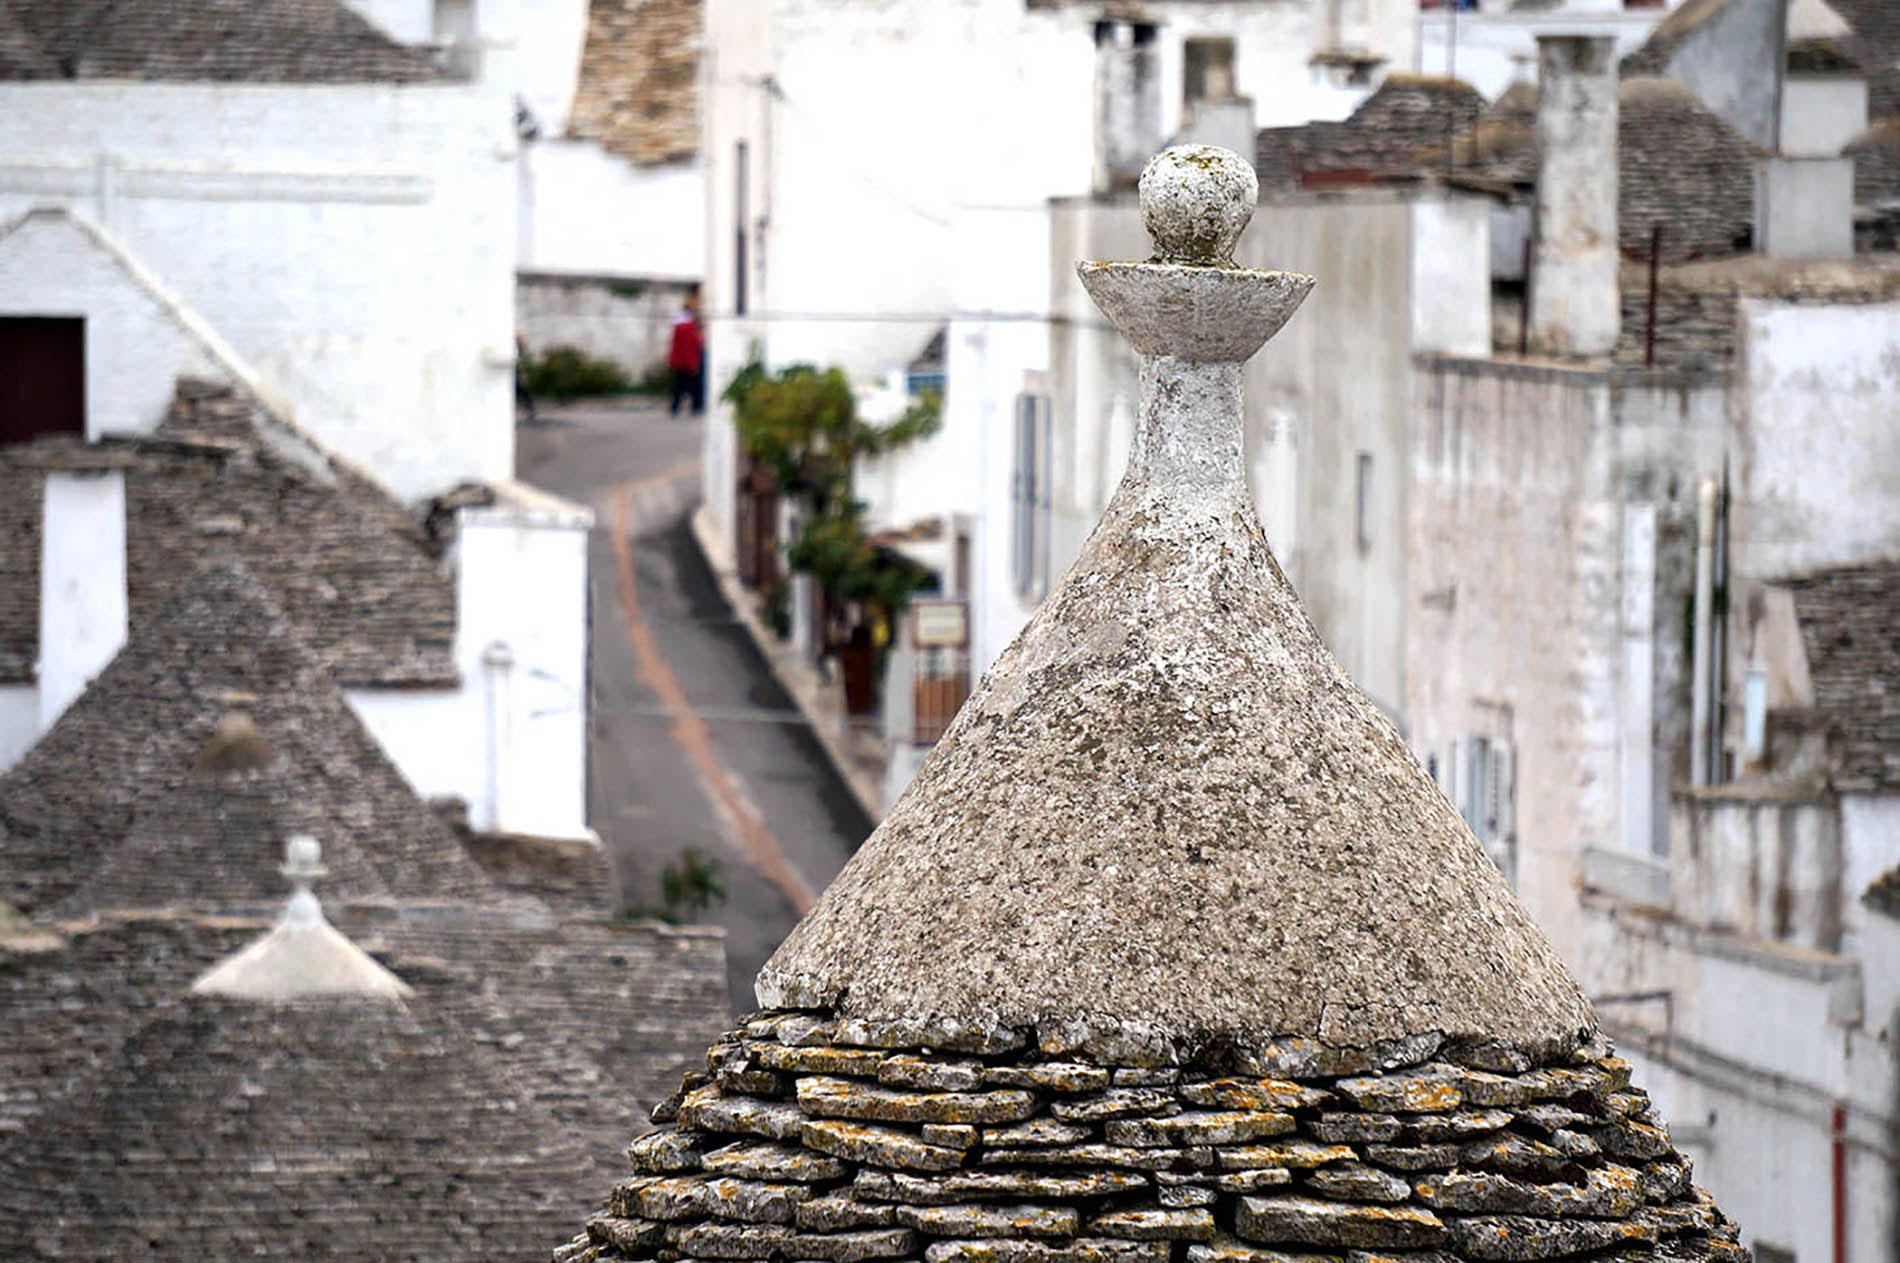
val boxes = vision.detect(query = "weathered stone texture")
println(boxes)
[553,1015,1741,1263]
[567,0,700,165]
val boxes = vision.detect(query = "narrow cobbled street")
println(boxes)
[516,398,872,1008]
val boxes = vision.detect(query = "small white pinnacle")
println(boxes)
[1139,145,1258,266]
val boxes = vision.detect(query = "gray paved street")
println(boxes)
[516,398,872,1009]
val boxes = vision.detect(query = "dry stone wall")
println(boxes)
[556,1010,1742,1263]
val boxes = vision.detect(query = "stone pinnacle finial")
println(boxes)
[1076,146,1312,365]
[190,834,410,1002]
[1140,144,1258,266]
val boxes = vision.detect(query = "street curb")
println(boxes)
[688,503,887,828]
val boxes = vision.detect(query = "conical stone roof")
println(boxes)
[1,559,510,917]
[556,146,1740,1263]
[758,150,1589,1065]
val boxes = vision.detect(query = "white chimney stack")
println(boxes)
[1094,18,1162,195]
[1530,34,1620,359]
[38,469,129,730]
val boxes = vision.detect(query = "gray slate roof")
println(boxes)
[0,991,591,1259]
[1782,556,1900,793]
[1825,0,1900,118]
[0,379,457,688]
[0,561,497,916]
[1254,75,1485,192]
[0,0,445,82]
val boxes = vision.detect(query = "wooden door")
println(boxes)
[0,317,85,444]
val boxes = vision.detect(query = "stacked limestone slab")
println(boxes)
[562,1011,1736,1263]
[554,146,1743,1263]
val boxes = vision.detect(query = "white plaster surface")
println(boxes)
[519,143,705,281]
[0,686,37,771]
[1531,35,1619,358]
[0,211,225,438]
[351,499,592,841]
[1734,298,1900,579]
[1780,76,1868,158]
[37,472,127,732]
[0,77,518,501]
[1755,157,1855,260]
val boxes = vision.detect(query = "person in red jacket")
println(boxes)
[668,288,705,416]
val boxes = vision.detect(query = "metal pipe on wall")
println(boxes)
[1690,479,1717,787]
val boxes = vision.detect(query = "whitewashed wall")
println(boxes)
[37,472,128,732]
[0,688,36,771]
[1735,298,1900,581]
[0,211,225,439]
[350,491,594,841]
[0,75,518,502]
[519,144,705,281]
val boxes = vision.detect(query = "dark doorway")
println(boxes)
[0,317,86,445]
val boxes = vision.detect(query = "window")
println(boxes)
[0,317,85,445]
[733,141,750,317]
[1012,393,1052,601]
[1184,38,1237,107]
[1458,736,1517,884]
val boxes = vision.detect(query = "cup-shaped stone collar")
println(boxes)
[1078,262,1315,363]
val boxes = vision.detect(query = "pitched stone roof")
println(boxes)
[1254,75,1485,191]
[0,0,446,82]
[1826,0,1900,117]
[1848,117,1900,206]
[0,379,457,688]
[0,991,592,1258]
[1781,556,1900,793]
[567,0,701,164]
[0,1,52,77]
[1420,78,1760,264]
[0,561,497,916]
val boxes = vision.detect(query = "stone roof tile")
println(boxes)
[0,380,458,688]
[0,0,446,82]
[1781,556,1900,793]
[0,561,496,916]
[567,0,701,164]
[0,991,592,1257]
[1827,0,1900,117]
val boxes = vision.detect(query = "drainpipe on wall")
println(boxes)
[482,639,516,833]
[1832,1101,1848,1263]
[1690,479,1717,787]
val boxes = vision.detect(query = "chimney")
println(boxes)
[1093,17,1161,195]
[1530,35,1619,359]
[1760,2,1862,259]
[38,469,128,730]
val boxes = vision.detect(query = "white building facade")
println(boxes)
[0,4,595,843]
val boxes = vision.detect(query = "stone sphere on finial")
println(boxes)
[1139,145,1258,267]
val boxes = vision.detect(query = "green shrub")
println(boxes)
[524,345,633,399]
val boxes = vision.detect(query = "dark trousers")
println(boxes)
[670,368,703,416]
[514,373,536,423]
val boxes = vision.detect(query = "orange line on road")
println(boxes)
[608,471,817,916]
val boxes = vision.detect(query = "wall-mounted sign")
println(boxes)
[913,599,969,649]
